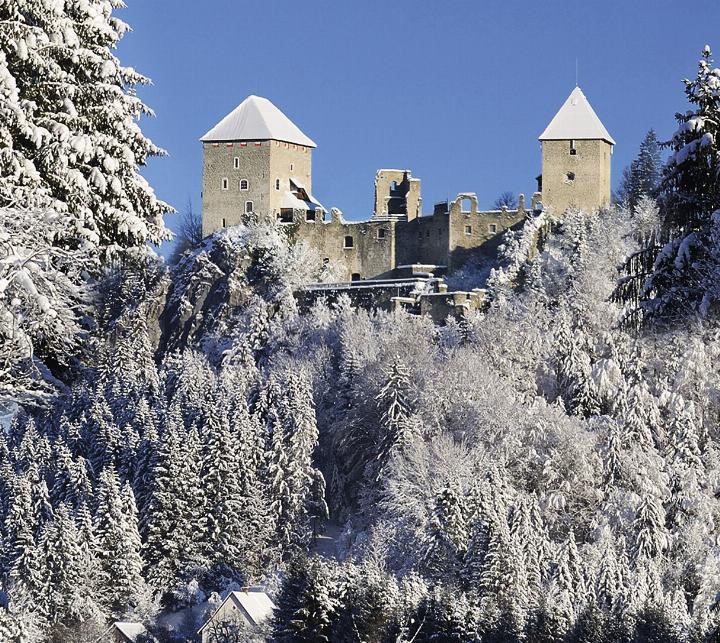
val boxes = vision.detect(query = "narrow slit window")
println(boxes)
[275,178,281,190]
[569,140,577,155]
[221,218,226,227]
[221,178,228,190]
[233,157,240,169]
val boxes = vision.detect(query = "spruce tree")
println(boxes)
[616,130,663,210]
[0,0,172,257]
[93,467,145,615]
[643,46,720,320]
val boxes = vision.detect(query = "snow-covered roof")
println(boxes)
[539,87,615,145]
[229,590,276,625]
[198,589,277,634]
[113,622,147,642]
[281,191,322,211]
[201,95,316,147]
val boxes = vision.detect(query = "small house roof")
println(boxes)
[113,622,147,642]
[539,87,615,145]
[198,589,277,634]
[201,95,316,147]
[229,590,277,625]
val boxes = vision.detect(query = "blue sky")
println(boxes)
[117,0,720,252]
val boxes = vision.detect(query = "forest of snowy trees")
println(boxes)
[1,2,720,642]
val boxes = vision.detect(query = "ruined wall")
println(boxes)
[202,140,312,237]
[540,138,612,214]
[373,169,422,220]
[289,209,396,281]
[446,193,529,270]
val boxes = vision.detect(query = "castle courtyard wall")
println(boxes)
[289,211,396,281]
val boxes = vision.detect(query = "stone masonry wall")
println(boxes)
[540,138,612,214]
[201,140,312,237]
[289,209,396,281]
[202,141,270,236]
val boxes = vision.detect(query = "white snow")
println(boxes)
[200,95,317,147]
[539,87,615,144]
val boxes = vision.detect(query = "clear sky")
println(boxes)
[117,0,720,252]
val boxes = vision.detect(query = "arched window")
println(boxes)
[245,200,253,213]
[344,235,354,249]
[239,179,249,191]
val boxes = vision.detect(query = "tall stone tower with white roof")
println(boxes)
[538,87,615,214]
[201,95,323,236]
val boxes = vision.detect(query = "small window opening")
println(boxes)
[245,200,253,213]
[569,140,577,155]
[275,178,281,190]
[239,179,249,191]
[351,273,361,281]
[566,171,576,182]
[279,209,294,223]
[306,210,316,222]
[221,178,228,190]
[221,218,226,228]
[290,163,294,171]
[464,225,472,235]
[426,230,430,238]
[233,157,240,169]
[377,228,387,239]
[344,235,354,249]
[489,223,498,233]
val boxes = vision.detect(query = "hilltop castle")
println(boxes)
[200,89,614,282]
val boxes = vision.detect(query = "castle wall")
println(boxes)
[289,210,396,281]
[201,140,313,237]
[202,141,270,236]
[269,141,313,214]
[373,170,422,220]
[446,193,528,270]
[540,138,612,214]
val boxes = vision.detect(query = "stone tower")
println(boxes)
[538,87,615,214]
[201,95,322,236]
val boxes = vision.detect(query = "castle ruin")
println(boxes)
[200,89,614,284]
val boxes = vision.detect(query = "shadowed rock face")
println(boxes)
[158,233,268,358]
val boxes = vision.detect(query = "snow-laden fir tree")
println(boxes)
[0,0,171,256]
[93,466,146,615]
[643,46,720,320]
[616,130,663,210]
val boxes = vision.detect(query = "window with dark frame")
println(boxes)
[344,235,354,249]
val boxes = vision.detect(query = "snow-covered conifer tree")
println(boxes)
[93,467,146,615]
[643,47,720,319]
[0,0,172,256]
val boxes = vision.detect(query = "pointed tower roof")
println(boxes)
[539,87,615,145]
[201,95,316,147]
